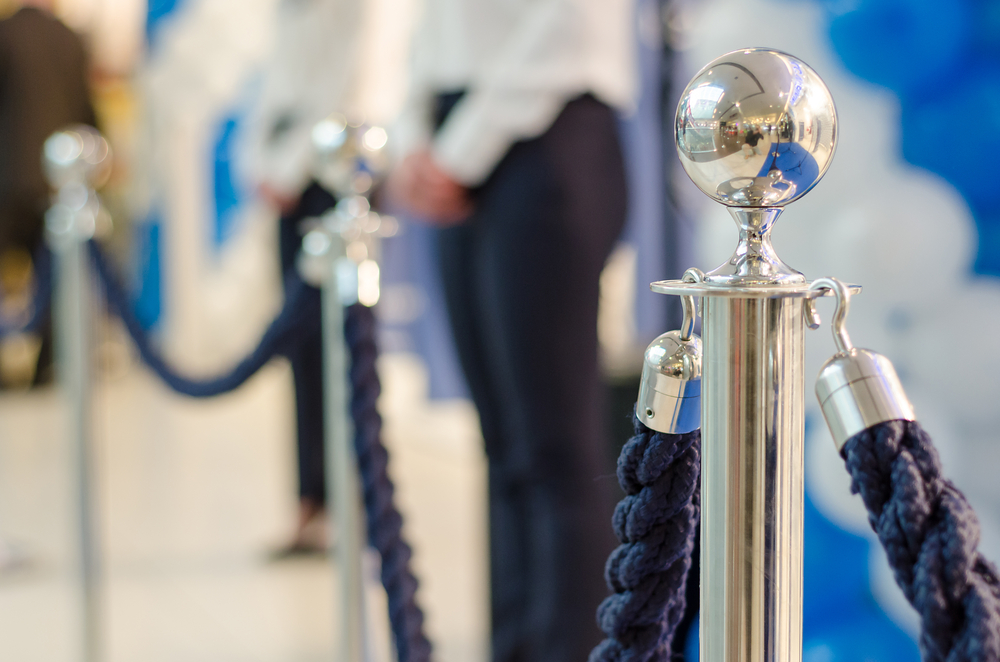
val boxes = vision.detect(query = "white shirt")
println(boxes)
[396,0,638,186]
[244,0,363,197]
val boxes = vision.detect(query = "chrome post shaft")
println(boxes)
[319,235,367,662]
[700,295,804,662]
[56,229,100,662]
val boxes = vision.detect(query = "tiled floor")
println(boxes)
[0,353,489,662]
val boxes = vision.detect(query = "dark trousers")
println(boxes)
[436,94,627,662]
[279,182,336,504]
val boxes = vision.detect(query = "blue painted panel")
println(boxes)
[146,0,185,49]
[133,214,163,330]
[211,114,246,249]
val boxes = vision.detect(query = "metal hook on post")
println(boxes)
[808,276,915,452]
[678,268,704,342]
[805,277,854,354]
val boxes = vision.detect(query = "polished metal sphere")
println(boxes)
[675,48,837,207]
[43,125,112,190]
[312,114,389,198]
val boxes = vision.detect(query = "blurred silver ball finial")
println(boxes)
[311,113,389,199]
[675,48,837,208]
[43,125,112,190]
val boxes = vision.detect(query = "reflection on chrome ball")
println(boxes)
[675,48,837,207]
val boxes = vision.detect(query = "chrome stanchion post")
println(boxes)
[319,229,367,662]
[43,126,112,662]
[298,115,391,662]
[657,49,846,662]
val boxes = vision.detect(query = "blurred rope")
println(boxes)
[88,239,320,397]
[0,246,51,337]
[590,417,700,662]
[345,302,432,662]
[842,419,1000,662]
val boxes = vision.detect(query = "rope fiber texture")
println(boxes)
[590,416,701,662]
[345,302,432,662]
[842,419,1000,662]
[88,239,320,397]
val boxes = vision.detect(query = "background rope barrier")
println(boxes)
[0,246,52,337]
[841,419,1000,662]
[590,417,700,662]
[88,239,320,397]
[345,302,432,662]
[85,237,432,659]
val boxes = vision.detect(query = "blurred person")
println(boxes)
[244,0,363,555]
[0,0,96,386]
[385,0,636,659]
[742,124,764,159]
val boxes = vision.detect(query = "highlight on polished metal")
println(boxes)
[44,126,113,246]
[312,113,389,199]
[675,48,837,208]
[43,125,112,191]
[301,114,397,306]
[810,278,915,451]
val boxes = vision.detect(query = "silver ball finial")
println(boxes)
[675,48,836,208]
[43,125,111,190]
[311,113,389,199]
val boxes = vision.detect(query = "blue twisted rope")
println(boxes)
[0,246,52,337]
[344,302,432,662]
[590,416,701,662]
[842,419,1000,662]
[88,239,320,397]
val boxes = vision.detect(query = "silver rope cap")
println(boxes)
[637,270,703,434]
[809,278,915,451]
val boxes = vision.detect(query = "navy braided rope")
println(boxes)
[88,239,320,397]
[0,245,52,337]
[344,303,432,662]
[842,419,1000,662]
[590,415,701,662]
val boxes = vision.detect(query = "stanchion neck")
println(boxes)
[704,208,805,287]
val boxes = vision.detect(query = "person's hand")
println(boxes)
[258,183,300,216]
[384,149,472,226]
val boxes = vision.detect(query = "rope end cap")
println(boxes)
[816,348,915,452]
[637,330,702,434]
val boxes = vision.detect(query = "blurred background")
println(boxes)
[0,0,994,660]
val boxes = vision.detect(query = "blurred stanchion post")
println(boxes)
[298,115,392,662]
[43,125,112,662]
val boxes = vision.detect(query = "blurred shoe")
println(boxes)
[267,498,333,562]
[267,540,330,561]
[0,537,31,574]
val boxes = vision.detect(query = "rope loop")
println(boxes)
[88,239,320,397]
[590,416,700,662]
[842,419,1000,662]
